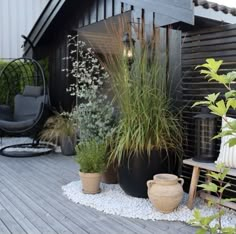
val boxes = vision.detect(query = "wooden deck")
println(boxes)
[0,153,196,234]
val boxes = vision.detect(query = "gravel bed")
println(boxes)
[62,180,236,227]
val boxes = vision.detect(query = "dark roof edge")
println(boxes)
[24,0,66,56]
[193,0,236,16]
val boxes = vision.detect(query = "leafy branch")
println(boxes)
[189,163,236,234]
[192,58,236,147]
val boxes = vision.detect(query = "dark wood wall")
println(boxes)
[35,0,182,111]
[182,24,236,196]
[36,0,130,110]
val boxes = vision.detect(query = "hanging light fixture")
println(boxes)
[122,32,135,60]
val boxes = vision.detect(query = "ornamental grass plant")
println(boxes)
[101,41,183,165]
[40,111,77,145]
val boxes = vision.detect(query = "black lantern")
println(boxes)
[193,107,218,162]
[122,32,135,59]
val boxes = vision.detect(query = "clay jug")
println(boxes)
[147,174,184,213]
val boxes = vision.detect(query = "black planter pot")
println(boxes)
[61,135,76,156]
[118,150,179,198]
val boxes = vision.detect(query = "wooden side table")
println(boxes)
[183,158,236,210]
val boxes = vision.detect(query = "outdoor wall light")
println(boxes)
[122,32,135,60]
[193,106,217,163]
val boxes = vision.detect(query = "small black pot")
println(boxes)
[118,149,179,198]
[61,135,76,156]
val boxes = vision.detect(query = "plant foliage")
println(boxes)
[193,58,236,147]
[40,111,77,145]
[64,35,115,142]
[102,45,183,165]
[189,163,236,234]
[75,140,106,173]
[0,58,49,107]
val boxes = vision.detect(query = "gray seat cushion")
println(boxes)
[0,119,34,131]
[23,85,43,97]
[0,87,48,132]
[14,94,43,121]
[0,105,13,121]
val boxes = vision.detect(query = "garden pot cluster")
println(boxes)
[59,35,184,210]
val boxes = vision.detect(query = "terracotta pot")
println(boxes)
[79,171,101,194]
[101,163,118,184]
[147,174,184,213]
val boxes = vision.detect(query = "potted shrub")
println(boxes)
[40,111,77,156]
[75,140,106,194]
[103,45,183,198]
[64,35,118,181]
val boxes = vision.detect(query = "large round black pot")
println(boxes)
[118,150,179,198]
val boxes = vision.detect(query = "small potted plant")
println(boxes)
[40,111,77,156]
[75,139,106,194]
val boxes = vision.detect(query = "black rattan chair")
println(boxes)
[0,57,54,157]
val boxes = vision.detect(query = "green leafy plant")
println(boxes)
[38,57,49,82]
[193,58,236,147]
[0,60,32,106]
[189,163,236,234]
[102,44,183,165]
[191,59,236,233]
[75,140,106,173]
[0,59,46,107]
[40,111,77,145]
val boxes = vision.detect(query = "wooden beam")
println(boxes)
[155,13,181,27]
[154,0,193,9]
[195,6,236,24]
[122,0,194,25]
[200,192,236,210]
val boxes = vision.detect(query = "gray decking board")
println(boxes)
[0,153,196,234]
[0,190,41,234]
[0,158,138,234]
[0,218,11,234]
[0,201,26,233]
[0,180,58,234]
[11,158,156,233]
[0,162,95,233]
[0,175,87,234]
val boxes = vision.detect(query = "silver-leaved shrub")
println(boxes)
[63,35,115,142]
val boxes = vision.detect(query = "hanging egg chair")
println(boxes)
[0,57,54,157]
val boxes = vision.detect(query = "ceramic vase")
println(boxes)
[147,173,184,213]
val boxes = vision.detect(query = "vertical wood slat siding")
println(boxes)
[114,0,122,15]
[98,0,105,21]
[106,0,113,18]
[181,24,236,196]
[35,0,181,114]
[0,0,49,59]
[90,0,97,24]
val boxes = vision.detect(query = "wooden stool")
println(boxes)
[183,158,236,210]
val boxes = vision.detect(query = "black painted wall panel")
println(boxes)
[182,24,236,197]
[34,0,182,118]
